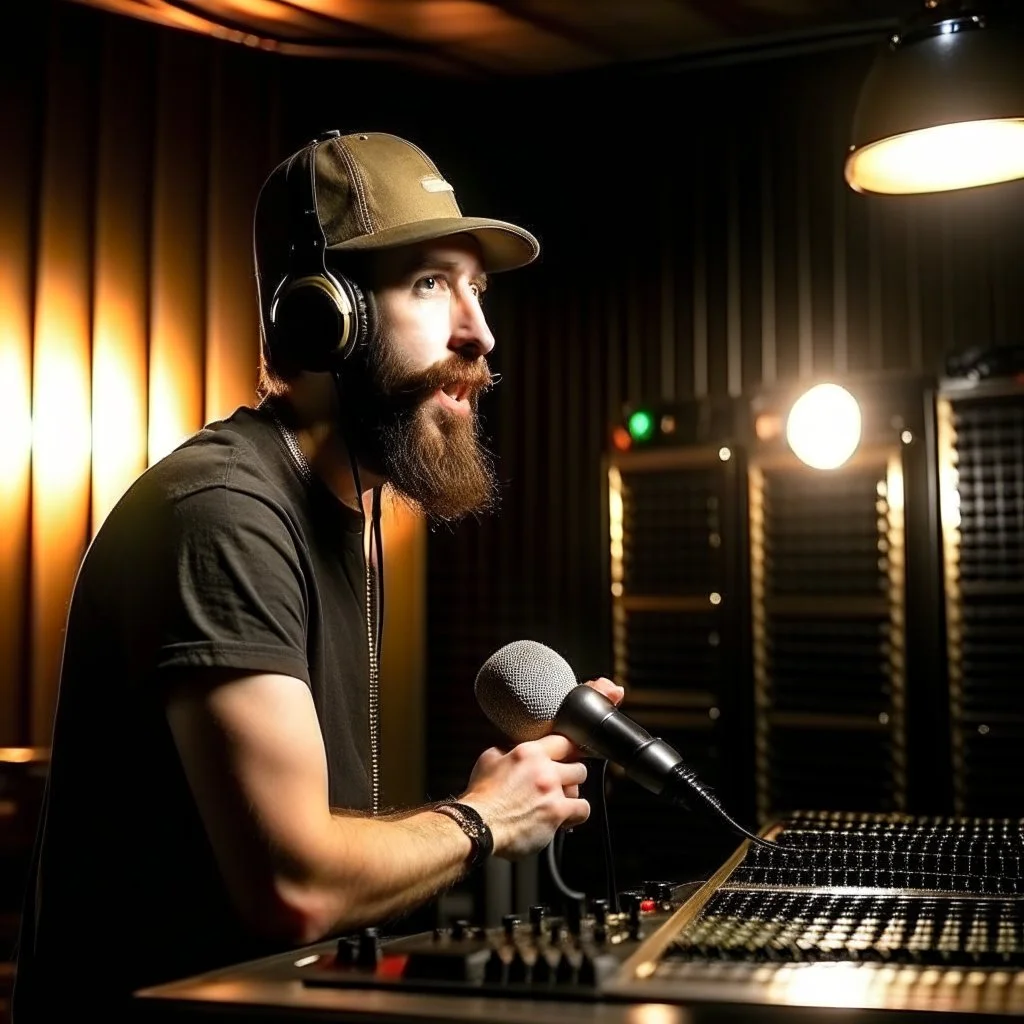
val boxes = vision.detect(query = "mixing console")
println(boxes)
[136,811,1024,1020]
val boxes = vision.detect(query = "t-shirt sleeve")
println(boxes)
[154,484,311,684]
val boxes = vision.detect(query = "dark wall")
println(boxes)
[412,49,1024,791]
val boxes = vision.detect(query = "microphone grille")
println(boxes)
[474,640,578,742]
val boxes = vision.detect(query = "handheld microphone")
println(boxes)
[474,639,791,852]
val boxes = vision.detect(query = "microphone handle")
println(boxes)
[553,686,790,853]
[553,685,683,796]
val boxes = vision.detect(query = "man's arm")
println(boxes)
[166,671,592,945]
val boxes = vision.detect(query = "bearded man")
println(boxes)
[13,131,622,1022]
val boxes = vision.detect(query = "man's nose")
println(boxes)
[449,292,495,359]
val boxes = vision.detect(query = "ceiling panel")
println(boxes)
[64,0,912,75]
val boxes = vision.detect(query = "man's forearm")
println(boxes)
[273,806,474,942]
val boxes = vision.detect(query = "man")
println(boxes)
[12,130,621,1021]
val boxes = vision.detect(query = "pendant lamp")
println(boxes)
[845,0,1024,195]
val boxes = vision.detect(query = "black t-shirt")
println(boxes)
[13,405,373,1021]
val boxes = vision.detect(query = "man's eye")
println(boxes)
[417,276,439,291]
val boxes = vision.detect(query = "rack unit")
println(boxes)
[743,374,946,824]
[748,447,908,822]
[938,377,1024,818]
[605,420,752,885]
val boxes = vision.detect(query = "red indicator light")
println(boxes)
[612,426,632,451]
[640,898,657,913]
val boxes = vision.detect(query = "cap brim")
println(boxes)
[325,216,540,273]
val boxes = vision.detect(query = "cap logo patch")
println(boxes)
[420,176,454,194]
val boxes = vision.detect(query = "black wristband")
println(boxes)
[434,801,494,871]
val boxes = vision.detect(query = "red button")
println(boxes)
[640,898,657,913]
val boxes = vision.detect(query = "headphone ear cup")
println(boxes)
[268,270,372,372]
[342,274,376,361]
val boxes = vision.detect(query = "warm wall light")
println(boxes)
[0,344,32,494]
[786,383,862,470]
[846,1,1024,195]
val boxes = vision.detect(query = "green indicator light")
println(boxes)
[628,410,654,441]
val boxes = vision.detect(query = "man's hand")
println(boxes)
[460,674,625,859]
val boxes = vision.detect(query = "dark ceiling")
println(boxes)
[66,0,917,77]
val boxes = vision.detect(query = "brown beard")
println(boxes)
[338,335,500,523]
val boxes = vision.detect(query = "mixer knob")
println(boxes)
[529,904,547,936]
[502,913,520,940]
[626,898,643,940]
[450,918,470,941]
[578,950,619,986]
[620,890,645,922]
[356,926,381,968]
[565,897,584,936]
[578,951,597,986]
[532,950,554,984]
[335,935,359,965]
[484,947,506,984]
[590,898,609,926]
[644,880,674,904]
[508,947,530,984]
[555,950,577,985]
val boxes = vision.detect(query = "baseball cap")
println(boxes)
[256,130,540,276]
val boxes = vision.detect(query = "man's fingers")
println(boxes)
[557,760,587,787]
[564,797,590,828]
[532,732,582,762]
[585,676,624,706]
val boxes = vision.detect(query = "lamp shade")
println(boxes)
[845,1,1024,195]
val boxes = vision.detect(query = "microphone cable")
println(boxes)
[667,761,806,856]
[595,759,620,911]
[545,832,584,904]
[544,759,620,911]
[543,755,806,910]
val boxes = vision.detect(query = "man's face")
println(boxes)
[338,235,500,522]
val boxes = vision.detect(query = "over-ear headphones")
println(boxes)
[266,130,374,373]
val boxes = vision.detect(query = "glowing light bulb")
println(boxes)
[786,383,862,470]
[846,118,1024,196]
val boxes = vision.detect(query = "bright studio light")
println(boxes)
[786,384,862,470]
[846,118,1024,195]
[845,6,1024,195]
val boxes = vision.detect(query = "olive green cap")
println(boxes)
[260,130,540,273]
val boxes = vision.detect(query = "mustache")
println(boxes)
[382,357,494,403]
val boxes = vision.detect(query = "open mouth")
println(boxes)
[435,384,472,414]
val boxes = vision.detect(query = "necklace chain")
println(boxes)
[265,401,313,485]
[262,399,381,815]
